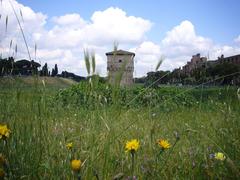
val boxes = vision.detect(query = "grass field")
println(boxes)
[0,76,77,89]
[0,77,240,179]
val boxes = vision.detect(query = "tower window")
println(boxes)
[119,59,122,63]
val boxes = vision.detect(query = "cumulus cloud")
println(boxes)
[129,41,162,76]
[52,14,86,28]
[87,7,152,44]
[0,0,47,40]
[161,20,213,58]
[36,7,152,49]
[210,45,240,59]
[0,1,152,75]
[130,21,240,76]
[0,0,240,77]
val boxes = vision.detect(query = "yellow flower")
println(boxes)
[71,159,81,172]
[157,139,171,149]
[0,124,11,139]
[125,139,140,153]
[214,152,226,161]
[0,154,6,166]
[0,168,5,178]
[66,142,73,150]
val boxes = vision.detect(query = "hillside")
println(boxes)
[0,76,77,88]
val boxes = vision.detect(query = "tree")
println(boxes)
[0,57,15,76]
[51,68,55,77]
[51,64,58,77]
[41,63,48,76]
[145,70,170,87]
[54,64,58,75]
[207,63,240,85]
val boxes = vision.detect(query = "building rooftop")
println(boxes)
[106,49,135,56]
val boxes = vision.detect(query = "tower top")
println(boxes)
[105,49,135,56]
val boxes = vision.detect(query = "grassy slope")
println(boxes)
[0,76,77,89]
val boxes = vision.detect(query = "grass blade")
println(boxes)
[5,15,8,32]
[155,55,164,71]
[35,43,37,61]
[15,44,17,57]
[84,49,91,75]
[113,41,118,52]
[20,9,24,22]
[8,0,32,60]
[10,39,13,49]
[91,51,96,74]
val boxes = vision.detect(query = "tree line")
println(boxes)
[0,56,58,77]
[0,57,87,82]
[1,56,239,85]
[135,62,240,86]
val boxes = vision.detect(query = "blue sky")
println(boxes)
[17,0,240,45]
[1,0,240,76]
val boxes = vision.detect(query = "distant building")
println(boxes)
[106,49,135,86]
[182,53,207,75]
[218,54,240,65]
[207,54,240,67]
[181,53,240,76]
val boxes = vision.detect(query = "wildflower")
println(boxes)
[71,159,81,172]
[157,139,171,150]
[214,152,226,161]
[0,154,6,166]
[125,139,139,178]
[0,124,11,139]
[0,168,4,178]
[66,142,73,150]
[127,175,137,180]
[209,153,215,159]
[125,139,140,153]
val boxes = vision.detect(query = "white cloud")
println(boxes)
[52,14,86,28]
[35,7,152,49]
[130,21,240,76]
[161,20,213,58]
[0,1,152,76]
[0,0,47,36]
[210,45,240,59]
[87,7,152,44]
[129,41,162,76]
[0,1,240,78]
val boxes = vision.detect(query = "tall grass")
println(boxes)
[0,80,239,179]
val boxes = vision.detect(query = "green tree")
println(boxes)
[54,64,58,75]
[41,63,48,76]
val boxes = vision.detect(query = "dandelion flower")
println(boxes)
[71,159,81,172]
[125,139,140,153]
[214,152,226,161]
[66,142,73,150]
[157,139,171,149]
[0,124,11,139]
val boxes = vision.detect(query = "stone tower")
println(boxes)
[106,49,135,86]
